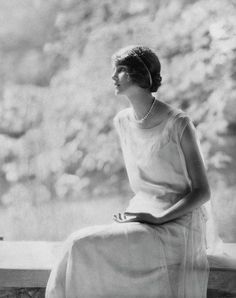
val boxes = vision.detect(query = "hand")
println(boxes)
[113,212,165,225]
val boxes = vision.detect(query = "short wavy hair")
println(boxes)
[112,45,162,93]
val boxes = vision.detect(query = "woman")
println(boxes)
[46,45,210,298]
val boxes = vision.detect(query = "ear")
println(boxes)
[126,73,130,81]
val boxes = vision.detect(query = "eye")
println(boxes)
[117,66,126,73]
[112,65,126,76]
[120,66,126,72]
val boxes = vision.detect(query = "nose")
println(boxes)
[112,71,117,81]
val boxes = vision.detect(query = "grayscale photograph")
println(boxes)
[0,0,235,297]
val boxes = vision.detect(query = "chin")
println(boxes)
[114,88,122,96]
[114,86,126,96]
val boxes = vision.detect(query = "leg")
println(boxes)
[46,222,173,298]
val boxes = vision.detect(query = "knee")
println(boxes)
[64,224,108,250]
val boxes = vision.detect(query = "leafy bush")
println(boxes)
[0,0,235,213]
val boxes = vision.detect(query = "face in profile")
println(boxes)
[112,46,162,95]
[112,64,133,95]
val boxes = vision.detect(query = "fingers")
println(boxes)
[113,213,137,223]
[113,213,127,222]
[113,213,124,222]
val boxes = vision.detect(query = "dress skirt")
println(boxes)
[46,208,208,298]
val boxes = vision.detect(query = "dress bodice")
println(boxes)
[114,101,199,216]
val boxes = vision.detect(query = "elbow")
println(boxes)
[192,184,211,204]
[199,184,211,204]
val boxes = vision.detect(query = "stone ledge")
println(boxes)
[0,241,61,287]
[207,246,236,297]
[0,287,45,298]
[0,241,235,296]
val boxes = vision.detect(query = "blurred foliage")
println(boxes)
[0,0,236,209]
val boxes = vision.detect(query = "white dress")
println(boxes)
[46,101,209,298]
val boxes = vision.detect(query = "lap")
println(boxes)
[64,221,188,266]
[46,216,207,298]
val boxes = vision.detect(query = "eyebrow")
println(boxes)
[114,65,127,70]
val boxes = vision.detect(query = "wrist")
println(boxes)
[157,211,169,223]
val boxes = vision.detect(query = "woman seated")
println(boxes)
[46,45,210,298]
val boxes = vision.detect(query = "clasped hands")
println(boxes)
[113,211,166,225]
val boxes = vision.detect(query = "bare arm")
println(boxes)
[114,121,211,224]
[156,121,211,223]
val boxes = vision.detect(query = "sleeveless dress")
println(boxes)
[46,101,209,298]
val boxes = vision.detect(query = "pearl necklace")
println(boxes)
[134,97,156,123]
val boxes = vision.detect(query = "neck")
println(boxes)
[125,88,155,120]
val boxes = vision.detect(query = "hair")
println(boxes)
[112,45,162,93]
